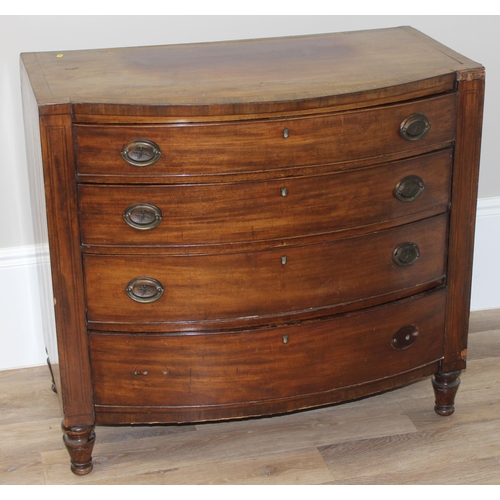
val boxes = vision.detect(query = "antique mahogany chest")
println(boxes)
[21,27,485,474]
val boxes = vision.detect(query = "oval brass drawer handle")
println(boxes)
[123,203,162,230]
[391,325,419,350]
[393,242,420,267]
[121,139,161,167]
[126,277,164,303]
[399,113,431,141]
[394,175,425,202]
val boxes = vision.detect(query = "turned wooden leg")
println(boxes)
[61,423,96,475]
[432,370,461,416]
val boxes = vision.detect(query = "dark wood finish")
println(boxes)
[61,424,96,475]
[443,77,485,373]
[78,150,452,248]
[90,290,446,409]
[432,371,462,416]
[84,215,447,330]
[74,95,456,178]
[20,27,478,118]
[36,114,95,429]
[4,317,500,485]
[36,114,95,427]
[94,361,442,426]
[21,27,484,475]
[21,63,95,431]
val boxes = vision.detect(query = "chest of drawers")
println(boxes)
[21,27,485,475]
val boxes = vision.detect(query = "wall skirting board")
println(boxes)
[1,197,500,371]
[0,245,46,371]
[470,197,500,311]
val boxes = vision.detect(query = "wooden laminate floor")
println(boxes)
[1,309,499,485]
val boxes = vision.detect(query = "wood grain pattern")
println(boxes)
[443,77,485,372]
[89,290,446,412]
[0,316,498,484]
[21,27,485,475]
[78,149,452,248]
[37,115,94,429]
[74,94,456,178]
[20,27,481,118]
[82,449,334,485]
[21,73,94,429]
[84,215,447,330]
[21,58,93,425]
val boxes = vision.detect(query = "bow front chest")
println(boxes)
[21,27,485,475]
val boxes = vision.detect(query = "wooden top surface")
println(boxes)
[21,26,483,118]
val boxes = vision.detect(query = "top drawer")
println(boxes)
[75,94,456,179]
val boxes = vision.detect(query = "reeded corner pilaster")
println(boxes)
[432,370,461,416]
[61,423,96,475]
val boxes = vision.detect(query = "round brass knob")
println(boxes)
[394,175,425,202]
[123,203,162,230]
[393,242,420,267]
[126,277,164,303]
[400,113,431,141]
[121,139,161,167]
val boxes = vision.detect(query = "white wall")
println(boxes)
[1,15,499,370]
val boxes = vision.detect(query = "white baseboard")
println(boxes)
[1,200,499,371]
[0,244,38,269]
[470,197,500,311]
[0,245,46,371]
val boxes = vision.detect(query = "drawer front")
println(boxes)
[75,94,456,178]
[84,215,447,327]
[79,150,451,247]
[90,289,446,407]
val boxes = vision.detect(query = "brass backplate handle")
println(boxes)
[121,139,161,166]
[123,203,162,230]
[394,175,425,202]
[393,242,420,267]
[126,277,164,303]
[391,325,419,350]
[399,113,431,141]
